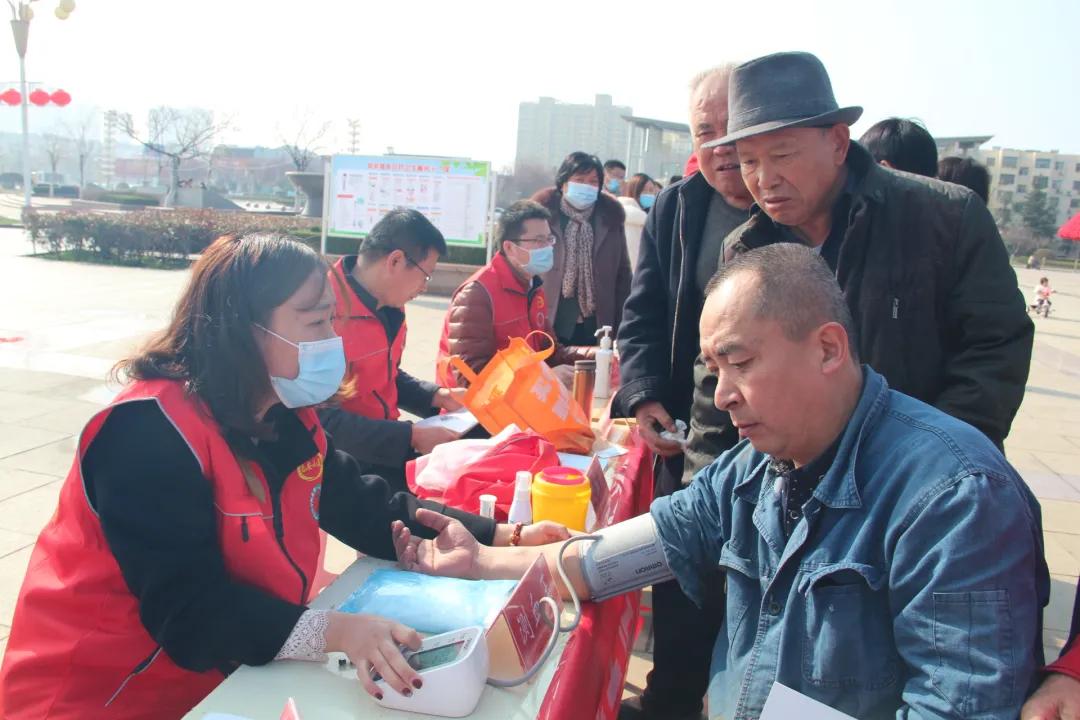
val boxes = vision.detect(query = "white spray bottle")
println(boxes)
[593,325,614,400]
[507,470,533,524]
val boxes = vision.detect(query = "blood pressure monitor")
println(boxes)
[372,626,489,717]
[351,513,673,716]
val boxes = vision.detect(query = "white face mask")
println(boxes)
[256,324,346,408]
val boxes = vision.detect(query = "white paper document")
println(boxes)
[557,452,609,473]
[759,683,857,720]
[412,409,479,434]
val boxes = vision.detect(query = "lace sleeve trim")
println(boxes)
[275,608,330,662]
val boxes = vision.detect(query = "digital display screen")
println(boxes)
[407,641,465,671]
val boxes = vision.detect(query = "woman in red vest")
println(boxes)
[0,234,545,719]
[436,200,595,388]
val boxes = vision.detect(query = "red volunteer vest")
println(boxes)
[0,379,327,720]
[436,253,548,387]
[330,257,406,420]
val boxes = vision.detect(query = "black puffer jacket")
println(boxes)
[685,142,1034,479]
[612,171,746,423]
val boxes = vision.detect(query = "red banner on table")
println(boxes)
[499,554,559,670]
[537,431,654,720]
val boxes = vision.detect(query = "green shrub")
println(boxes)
[24,208,319,264]
[446,245,486,266]
[22,208,488,267]
[293,233,486,265]
[97,193,161,207]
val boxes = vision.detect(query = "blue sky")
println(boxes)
[1,0,1076,167]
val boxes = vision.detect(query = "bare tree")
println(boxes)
[42,132,67,197]
[278,115,330,173]
[119,107,229,207]
[63,112,97,196]
[497,162,552,207]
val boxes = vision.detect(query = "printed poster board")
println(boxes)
[327,154,492,248]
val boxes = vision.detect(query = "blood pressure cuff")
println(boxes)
[579,513,674,602]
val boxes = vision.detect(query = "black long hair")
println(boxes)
[115,233,326,438]
[554,151,604,196]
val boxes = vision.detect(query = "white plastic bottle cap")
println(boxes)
[515,470,532,491]
[478,494,497,519]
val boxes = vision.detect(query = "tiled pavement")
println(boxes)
[0,227,1077,690]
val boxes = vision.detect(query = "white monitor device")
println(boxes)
[372,626,489,717]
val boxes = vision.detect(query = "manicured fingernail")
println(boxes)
[403,688,413,697]
[413,679,423,689]
[375,692,384,700]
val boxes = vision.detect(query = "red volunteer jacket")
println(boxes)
[435,252,549,387]
[0,379,326,719]
[330,257,406,419]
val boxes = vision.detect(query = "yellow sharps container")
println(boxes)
[531,466,591,532]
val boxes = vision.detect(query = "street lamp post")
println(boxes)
[7,0,76,213]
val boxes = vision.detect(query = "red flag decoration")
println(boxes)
[50,89,71,106]
[1059,212,1080,242]
[0,89,21,105]
[28,89,50,106]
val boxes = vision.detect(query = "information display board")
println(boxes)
[327,154,492,247]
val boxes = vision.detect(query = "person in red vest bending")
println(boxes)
[320,209,465,494]
[0,234,547,720]
[436,200,595,388]
[1023,577,1080,719]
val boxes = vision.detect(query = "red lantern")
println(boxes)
[29,89,50,106]
[50,89,71,107]
[0,89,21,105]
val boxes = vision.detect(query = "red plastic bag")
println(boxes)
[407,432,560,521]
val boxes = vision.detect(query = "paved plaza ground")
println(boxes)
[1,226,1077,692]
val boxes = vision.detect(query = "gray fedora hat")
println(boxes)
[702,51,862,148]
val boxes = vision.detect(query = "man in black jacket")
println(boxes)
[686,52,1032,477]
[613,65,752,720]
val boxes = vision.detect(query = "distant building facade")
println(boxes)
[623,115,692,182]
[515,94,632,174]
[935,135,1080,228]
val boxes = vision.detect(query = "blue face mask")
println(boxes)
[606,178,621,193]
[565,182,599,210]
[638,193,656,210]
[257,325,346,409]
[522,245,554,275]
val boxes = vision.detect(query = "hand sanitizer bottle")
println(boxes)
[593,325,614,400]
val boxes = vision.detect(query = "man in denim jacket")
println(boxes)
[394,243,1050,719]
[651,244,1049,719]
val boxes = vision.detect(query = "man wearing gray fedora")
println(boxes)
[685,51,1033,476]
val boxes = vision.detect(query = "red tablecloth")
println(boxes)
[537,430,654,720]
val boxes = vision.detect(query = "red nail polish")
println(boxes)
[403,689,413,697]
[413,679,423,689]
[375,692,384,701]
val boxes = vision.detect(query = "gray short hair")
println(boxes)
[704,244,859,360]
[689,63,739,94]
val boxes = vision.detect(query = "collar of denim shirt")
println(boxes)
[732,366,888,510]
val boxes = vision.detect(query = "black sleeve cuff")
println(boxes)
[397,371,440,416]
[612,376,667,418]
[317,407,414,468]
[420,500,497,546]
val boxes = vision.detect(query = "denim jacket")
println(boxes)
[652,368,1049,719]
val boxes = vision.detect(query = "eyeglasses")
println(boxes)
[514,234,557,247]
[403,254,432,283]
